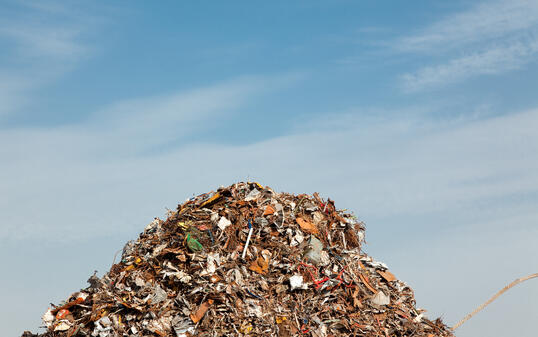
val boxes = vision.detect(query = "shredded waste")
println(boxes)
[21,182,454,336]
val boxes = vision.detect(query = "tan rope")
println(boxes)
[452,273,538,330]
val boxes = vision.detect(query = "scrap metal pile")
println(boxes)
[25,182,454,337]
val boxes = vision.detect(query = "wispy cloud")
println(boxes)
[402,37,538,92]
[398,0,538,52]
[2,75,537,241]
[398,0,538,91]
[0,1,96,116]
[0,74,301,240]
[0,24,87,59]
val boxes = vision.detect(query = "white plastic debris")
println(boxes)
[42,308,55,328]
[246,299,264,317]
[241,223,254,259]
[371,291,390,306]
[217,216,232,230]
[101,316,112,327]
[77,292,89,301]
[244,189,261,201]
[201,252,220,275]
[289,275,307,290]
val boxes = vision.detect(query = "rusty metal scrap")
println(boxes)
[22,182,454,337]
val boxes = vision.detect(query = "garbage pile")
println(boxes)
[24,182,454,337]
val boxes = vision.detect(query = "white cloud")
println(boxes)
[397,0,538,91]
[401,37,538,92]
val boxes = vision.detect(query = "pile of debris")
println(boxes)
[23,182,454,336]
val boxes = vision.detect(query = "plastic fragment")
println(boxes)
[241,220,254,259]
[186,234,203,252]
[42,309,55,328]
[244,189,261,201]
[217,216,231,230]
[290,275,307,290]
[371,291,390,306]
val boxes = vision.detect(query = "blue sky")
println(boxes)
[1,1,537,336]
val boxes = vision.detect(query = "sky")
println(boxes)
[1,0,537,336]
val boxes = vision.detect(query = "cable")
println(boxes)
[452,273,538,330]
